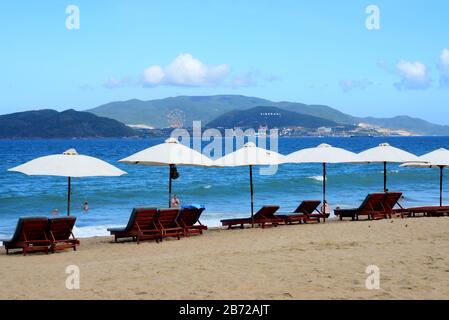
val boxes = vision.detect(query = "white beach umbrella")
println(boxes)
[285,143,363,208]
[8,148,127,215]
[401,148,449,206]
[358,143,420,192]
[214,142,288,220]
[119,137,214,207]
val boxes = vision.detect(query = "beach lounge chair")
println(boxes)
[157,208,184,240]
[107,208,161,243]
[220,205,282,229]
[393,205,449,218]
[177,206,207,236]
[276,200,322,224]
[334,192,402,221]
[383,192,404,218]
[47,217,80,252]
[2,217,51,255]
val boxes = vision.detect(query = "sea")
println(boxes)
[0,136,448,239]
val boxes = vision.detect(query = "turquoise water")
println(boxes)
[0,136,448,239]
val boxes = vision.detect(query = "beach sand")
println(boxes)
[1,217,449,300]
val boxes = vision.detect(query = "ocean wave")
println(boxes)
[378,170,399,174]
[72,225,119,238]
[74,218,223,237]
[199,217,222,228]
[309,176,325,182]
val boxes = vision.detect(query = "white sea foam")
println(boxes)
[378,170,399,174]
[200,217,222,228]
[309,175,325,182]
[73,225,120,238]
[203,185,212,189]
[72,218,223,238]
[72,218,223,237]
[0,233,9,246]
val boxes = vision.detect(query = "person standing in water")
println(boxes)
[171,195,181,208]
[321,200,332,217]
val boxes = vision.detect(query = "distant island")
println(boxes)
[1,95,449,138]
[88,95,449,136]
[0,109,136,138]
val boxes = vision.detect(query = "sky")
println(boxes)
[1,0,449,124]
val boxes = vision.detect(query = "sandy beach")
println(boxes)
[1,217,449,300]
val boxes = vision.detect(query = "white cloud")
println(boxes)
[394,60,431,90]
[437,48,449,88]
[440,49,449,65]
[103,53,276,89]
[143,66,165,85]
[142,53,230,87]
[339,79,373,92]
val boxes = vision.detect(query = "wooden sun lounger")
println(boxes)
[220,205,282,229]
[47,217,80,252]
[334,192,402,221]
[276,200,323,224]
[2,217,51,256]
[157,208,184,240]
[107,208,161,243]
[177,206,207,236]
[393,206,449,218]
[382,192,405,218]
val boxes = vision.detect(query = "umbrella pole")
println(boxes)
[440,166,443,207]
[169,165,173,208]
[383,161,387,192]
[67,177,71,216]
[249,165,254,227]
[323,163,326,210]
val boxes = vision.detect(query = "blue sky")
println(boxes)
[1,1,449,123]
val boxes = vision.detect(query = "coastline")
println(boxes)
[0,134,435,141]
[1,136,448,240]
[1,217,449,300]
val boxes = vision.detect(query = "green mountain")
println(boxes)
[55,94,449,136]
[207,106,339,129]
[0,109,137,138]
[87,95,358,128]
[359,116,449,135]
